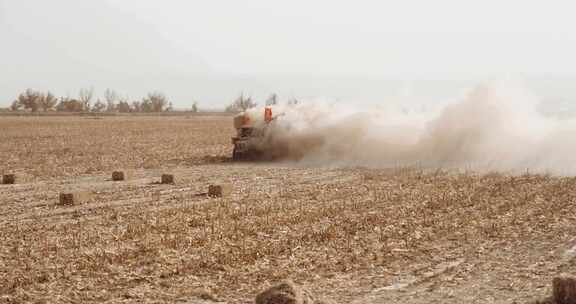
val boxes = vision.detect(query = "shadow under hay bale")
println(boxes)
[1,174,30,185]
[255,281,333,304]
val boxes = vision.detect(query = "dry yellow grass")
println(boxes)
[1,116,575,303]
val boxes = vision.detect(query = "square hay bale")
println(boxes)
[161,174,175,184]
[208,184,232,198]
[112,171,130,181]
[553,277,576,304]
[2,174,16,184]
[58,191,93,206]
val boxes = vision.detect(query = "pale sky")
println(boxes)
[1,0,576,108]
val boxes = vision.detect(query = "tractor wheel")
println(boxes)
[232,146,240,161]
[232,146,246,161]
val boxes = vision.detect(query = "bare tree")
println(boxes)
[104,89,118,104]
[102,89,119,112]
[266,93,278,106]
[14,89,42,112]
[12,90,58,112]
[92,99,106,112]
[38,92,58,111]
[78,87,94,111]
[191,101,199,113]
[131,101,141,113]
[225,93,257,112]
[118,95,129,104]
[10,100,22,111]
[112,94,129,113]
[56,97,85,112]
[142,91,169,112]
[105,101,116,112]
[116,100,131,113]
[287,98,300,106]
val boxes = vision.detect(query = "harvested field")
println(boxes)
[0,116,231,178]
[1,116,575,303]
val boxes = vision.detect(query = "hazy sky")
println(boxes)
[1,0,576,108]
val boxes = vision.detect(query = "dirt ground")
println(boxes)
[1,116,575,304]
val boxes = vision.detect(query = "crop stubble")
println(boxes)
[1,116,575,303]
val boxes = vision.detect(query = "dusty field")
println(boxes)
[1,116,575,304]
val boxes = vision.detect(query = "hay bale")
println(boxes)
[58,191,93,206]
[208,184,232,198]
[112,171,130,181]
[553,277,576,304]
[161,174,175,184]
[2,174,16,184]
[255,281,332,304]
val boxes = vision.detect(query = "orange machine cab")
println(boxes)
[264,107,273,123]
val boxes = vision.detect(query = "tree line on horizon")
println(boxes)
[9,88,173,113]
[224,93,299,112]
[7,89,299,113]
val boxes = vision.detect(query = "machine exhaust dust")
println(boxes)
[232,83,576,174]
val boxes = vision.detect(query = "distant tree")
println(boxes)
[38,92,58,111]
[287,98,299,105]
[166,102,174,112]
[266,93,278,106]
[55,98,66,112]
[10,100,22,111]
[140,99,150,112]
[92,99,106,112]
[78,87,94,111]
[105,101,116,112]
[131,101,141,113]
[104,89,118,104]
[141,91,169,112]
[225,93,257,112]
[14,89,42,112]
[56,97,86,112]
[191,101,199,112]
[105,100,116,112]
[12,90,59,112]
[103,89,119,112]
[116,100,131,113]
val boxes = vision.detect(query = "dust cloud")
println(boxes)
[246,83,576,174]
